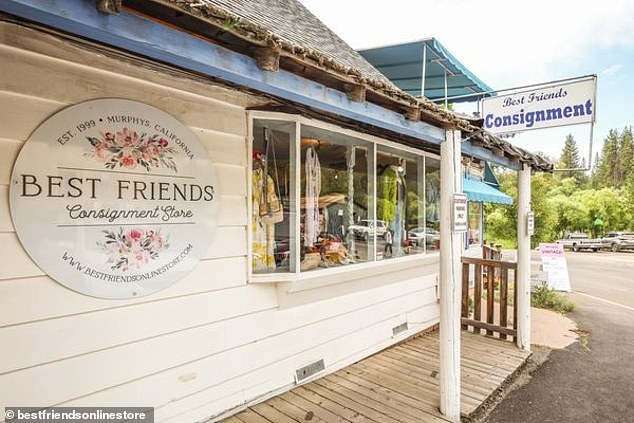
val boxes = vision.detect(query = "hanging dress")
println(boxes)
[304,146,321,248]
[252,167,277,272]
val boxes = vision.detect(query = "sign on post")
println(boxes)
[481,76,596,134]
[452,193,468,232]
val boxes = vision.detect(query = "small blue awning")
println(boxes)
[463,178,513,205]
[358,38,494,103]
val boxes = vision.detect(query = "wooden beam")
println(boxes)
[255,47,280,72]
[343,83,366,102]
[96,0,121,14]
[461,256,517,268]
[404,106,420,121]
[461,319,518,337]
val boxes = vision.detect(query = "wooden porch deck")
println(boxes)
[222,330,530,423]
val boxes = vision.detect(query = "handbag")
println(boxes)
[260,128,284,225]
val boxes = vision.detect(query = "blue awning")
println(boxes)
[463,178,513,205]
[358,38,494,103]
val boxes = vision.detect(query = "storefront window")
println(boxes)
[376,147,425,259]
[252,120,294,274]
[425,157,441,252]
[300,125,372,271]
[251,116,440,277]
[468,201,482,246]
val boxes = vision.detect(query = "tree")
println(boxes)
[558,134,581,171]
[620,127,634,184]
[484,171,557,247]
[484,127,634,247]
[557,134,583,182]
[594,129,621,188]
[529,172,557,244]
[548,194,585,238]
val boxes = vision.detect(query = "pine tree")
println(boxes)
[620,126,634,184]
[594,129,620,188]
[557,134,584,182]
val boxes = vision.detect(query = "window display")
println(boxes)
[377,148,426,258]
[251,116,440,276]
[425,157,441,252]
[469,201,482,246]
[252,120,293,274]
[300,126,372,271]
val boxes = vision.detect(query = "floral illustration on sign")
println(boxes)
[99,228,170,272]
[85,127,178,172]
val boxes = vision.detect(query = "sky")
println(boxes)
[298,0,634,164]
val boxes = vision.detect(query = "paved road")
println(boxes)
[486,251,634,423]
[565,251,634,309]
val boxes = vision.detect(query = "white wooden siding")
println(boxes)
[0,21,440,423]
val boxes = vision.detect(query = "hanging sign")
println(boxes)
[452,193,468,232]
[10,99,220,299]
[481,76,596,134]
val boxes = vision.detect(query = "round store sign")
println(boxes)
[10,99,220,298]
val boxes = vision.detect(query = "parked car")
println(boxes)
[600,231,634,252]
[347,219,387,240]
[407,227,440,247]
[556,232,601,252]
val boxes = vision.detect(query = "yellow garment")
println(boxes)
[252,168,277,272]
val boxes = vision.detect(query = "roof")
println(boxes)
[358,38,494,103]
[127,1,552,171]
[199,0,397,89]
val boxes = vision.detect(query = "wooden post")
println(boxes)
[516,164,531,351]
[439,129,462,421]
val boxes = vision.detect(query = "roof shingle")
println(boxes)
[199,0,397,87]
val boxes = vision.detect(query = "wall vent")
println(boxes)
[392,322,409,336]
[295,359,325,383]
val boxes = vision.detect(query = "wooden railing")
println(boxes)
[482,242,502,260]
[461,256,517,341]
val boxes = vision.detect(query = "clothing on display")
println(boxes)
[252,167,279,272]
[304,146,321,248]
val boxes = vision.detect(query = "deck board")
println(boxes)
[334,366,445,414]
[291,385,370,423]
[314,377,423,423]
[220,330,529,422]
[249,403,297,423]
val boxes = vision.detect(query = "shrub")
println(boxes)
[531,283,575,313]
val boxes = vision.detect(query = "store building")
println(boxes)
[0,1,551,421]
